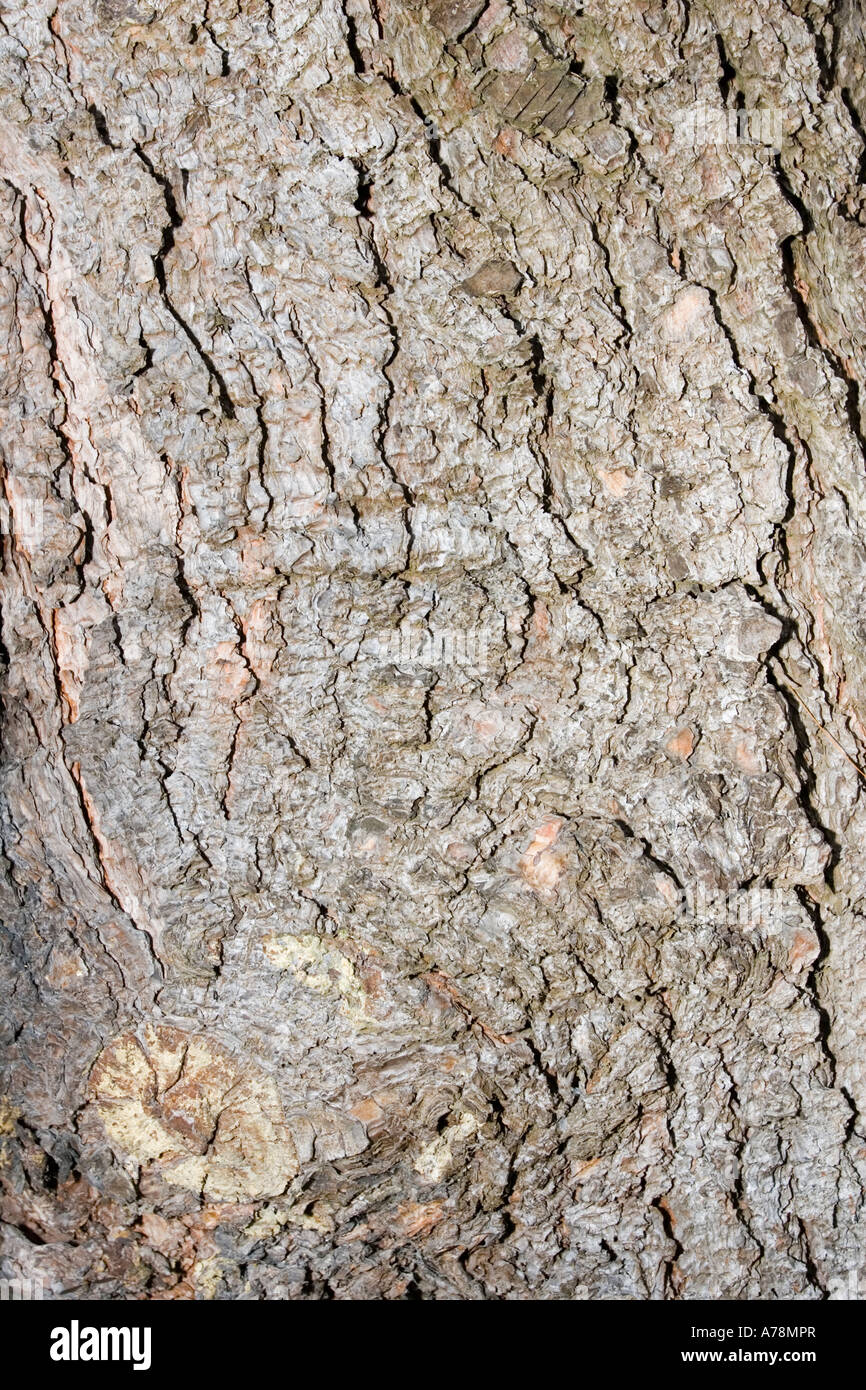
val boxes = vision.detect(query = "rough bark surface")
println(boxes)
[2,0,866,1300]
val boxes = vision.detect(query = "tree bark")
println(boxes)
[2,0,866,1299]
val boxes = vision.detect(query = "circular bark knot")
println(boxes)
[89,1025,298,1201]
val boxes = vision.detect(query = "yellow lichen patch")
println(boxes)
[0,1095,19,1168]
[0,1097,20,1136]
[89,1025,298,1202]
[191,1257,225,1300]
[262,933,374,1026]
[243,1205,288,1243]
[413,1110,479,1184]
[282,1197,334,1234]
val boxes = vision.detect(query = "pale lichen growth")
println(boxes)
[0,1096,20,1136]
[0,1095,19,1170]
[262,933,375,1026]
[90,1026,299,1202]
[414,1109,479,1184]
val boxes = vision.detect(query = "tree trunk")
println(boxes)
[2,0,866,1300]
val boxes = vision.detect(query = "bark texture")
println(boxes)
[2,0,866,1300]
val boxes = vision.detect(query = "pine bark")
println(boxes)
[2,0,866,1299]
